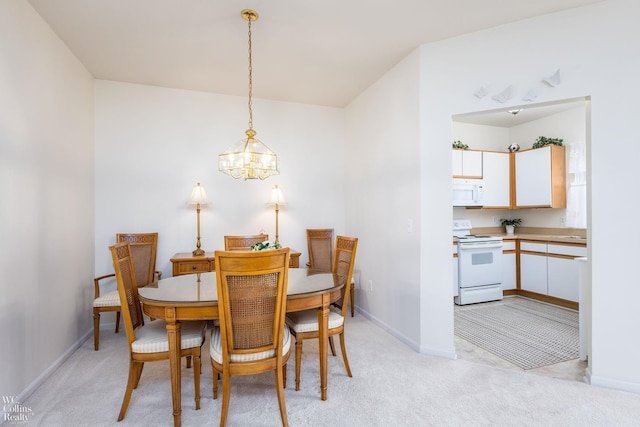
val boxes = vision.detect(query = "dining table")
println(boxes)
[138,268,344,427]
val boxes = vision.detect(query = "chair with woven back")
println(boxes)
[306,229,334,271]
[93,232,161,351]
[210,248,291,427]
[306,229,356,317]
[223,233,269,251]
[110,241,205,422]
[286,235,358,392]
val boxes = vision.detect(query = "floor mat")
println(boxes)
[454,298,579,370]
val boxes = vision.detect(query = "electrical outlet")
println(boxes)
[369,280,373,292]
[560,216,566,225]
[492,216,498,225]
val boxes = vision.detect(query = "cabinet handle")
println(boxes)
[192,265,196,270]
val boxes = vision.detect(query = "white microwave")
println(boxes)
[452,178,485,207]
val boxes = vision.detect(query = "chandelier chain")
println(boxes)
[247,16,253,131]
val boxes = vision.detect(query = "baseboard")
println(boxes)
[355,306,456,359]
[15,329,93,405]
[588,373,640,394]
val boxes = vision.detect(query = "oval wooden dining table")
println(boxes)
[138,268,344,427]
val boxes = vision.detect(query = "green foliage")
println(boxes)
[452,140,469,150]
[532,136,563,149]
[250,241,282,251]
[500,218,522,227]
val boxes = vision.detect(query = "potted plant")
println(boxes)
[500,218,522,235]
[532,136,563,149]
[452,140,469,150]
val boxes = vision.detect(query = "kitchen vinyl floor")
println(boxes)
[454,296,588,383]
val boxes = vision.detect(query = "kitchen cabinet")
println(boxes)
[514,145,566,208]
[520,253,548,295]
[482,151,511,208]
[547,244,587,302]
[452,244,458,297]
[518,241,586,303]
[501,241,517,290]
[452,149,482,178]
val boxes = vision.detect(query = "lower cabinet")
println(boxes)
[501,241,517,291]
[452,244,459,297]
[520,252,548,294]
[547,244,586,302]
[518,241,586,303]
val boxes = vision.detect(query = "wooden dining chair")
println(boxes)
[286,235,358,392]
[93,232,161,350]
[211,248,291,427]
[110,241,205,422]
[223,234,269,251]
[306,229,356,317]
[306,229,334,271]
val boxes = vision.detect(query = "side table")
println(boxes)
[170,250,300,276]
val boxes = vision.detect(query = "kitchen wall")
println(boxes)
[452,104,587,229]
[0,0,95,399]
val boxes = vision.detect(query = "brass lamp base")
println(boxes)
[192,248,205,257]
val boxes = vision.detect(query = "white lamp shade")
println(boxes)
[268,185,286,205]
[189,182,210,205]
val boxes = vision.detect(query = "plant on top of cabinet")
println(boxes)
[532,136,563,149]
[452,140,469,150]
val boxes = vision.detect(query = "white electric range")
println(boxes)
[453,219,503,305]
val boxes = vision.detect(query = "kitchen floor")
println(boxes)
[454,297,588,383]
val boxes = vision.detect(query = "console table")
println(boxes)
[170,250,301,276]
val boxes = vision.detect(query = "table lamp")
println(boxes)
[188,182,210,256]
[267,185,286,244]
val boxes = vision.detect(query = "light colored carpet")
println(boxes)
[18,313,640,427]
[454,298,579,370]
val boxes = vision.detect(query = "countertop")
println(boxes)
[454,227,587,245]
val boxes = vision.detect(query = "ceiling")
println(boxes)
[453,98,588,128]
[27,0,602,108]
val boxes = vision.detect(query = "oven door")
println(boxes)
[458,241,503,288]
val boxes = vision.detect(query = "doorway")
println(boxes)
[451,97,590,381]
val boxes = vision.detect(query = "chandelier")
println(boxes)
[218,9,279,180]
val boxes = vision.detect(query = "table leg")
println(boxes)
[165,308,182,427]
[318,293,330,400]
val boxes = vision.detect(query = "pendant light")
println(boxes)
[218,9,279,180]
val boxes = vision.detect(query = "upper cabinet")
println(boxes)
[481,151,511,208]
[514,145,566,208]
[452,149,482,178]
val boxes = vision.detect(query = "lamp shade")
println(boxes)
[267,185,286,205]
[218,133,279,180]
[188,182,210,205]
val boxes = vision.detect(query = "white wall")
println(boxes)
[95,80,346,282]
[0,0,95,398]
[345,51,424,349]
[411,0,638,392]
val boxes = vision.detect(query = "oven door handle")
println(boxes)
[458,241,503,250]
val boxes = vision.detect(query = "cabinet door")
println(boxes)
[482,151,511,208]
[546,245,586,302]
[462,151,483,177]
[520,253,547,294]
[515,147,552,207]
[452,244,459,297]
[502,252,517,290]
[547,256,580,302]
[452,150,463,176]
[452,150,482,178]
